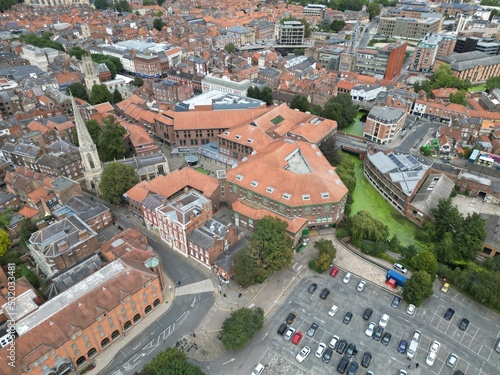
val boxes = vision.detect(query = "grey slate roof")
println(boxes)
[368,106,405,123]
[0,191,16,205]
[63,195,109,222]
[438,51,500,71]
[480,214,500,251]
[0,65,45,80]
[410,174,455,217]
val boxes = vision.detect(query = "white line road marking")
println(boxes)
[262,331,269,341]
[223,358,235,365]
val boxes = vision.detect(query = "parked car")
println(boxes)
[372,326,384,341]
[381,332,392,346]
[412,330,422,343]
[365,322,376,337]
[379,314,390,328]
[308,283,318,294]
[453,371,465,375]
[440,282,450,293]
[336,339,348,355]
[426,351,437,366]
[292,331,303,345]
[328,305,339,317]
[329,335,340,350]
[347,361,359,375]
[346,343,358,358]
[363,308,373,321]
[495,337,500,354]
[343,272,352,284]
[307,322,318,337]
[295,346,310,363]
[444,308,455,321]
[406,304,416,316]
[322,347,333,363]
[343,311,353,325]
[361,352,372,368]
[429,340,441,354]
[357,280,366,292]
[446,353,458,368]
[285,312,296,324]
[283,327,295,341]
[315,342,326,358]
[458,318,469,331]
[337,356,350,374]
[252,363,265,375]
[320,288,330,300]
[398,339,408,354]
[393,263,407,274]
[330,267,340,277]
[399,370,408,375]
[277,323,288,336]
[391,295,401,309]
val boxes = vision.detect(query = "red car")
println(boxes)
[292,331,303,345]
[330,267,340,277]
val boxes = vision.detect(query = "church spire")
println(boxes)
[71,94,95,149]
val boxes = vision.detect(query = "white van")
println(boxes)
[406,339,419,359]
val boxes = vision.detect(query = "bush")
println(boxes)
[336,229,349,239]
[220,307,264,351]
[308,239,337,273]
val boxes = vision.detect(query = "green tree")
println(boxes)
[67,82,89,102]
[155,11,163,17]
[420,146,432,156]
[0,208,13,230]
[140,347,204,375]
[0,0,19,12]
[449,90,468,106]
[153,18,165,32]
[99,163,139,203]
[290,94,310,112]
[92,54,123,73]
[68,46,89,60]
[310,239,337,273]
[113,89,123,104]
[489,8,500,21]
[410,250,438,277]
[98,116,127,162]
[334,153,357,192]
[435,232,456,263]
[131,76,144,87]
[15,265,40,289]
[367,2,381,20]
[260,87,273,106]
[349,210,389,245]
[157,0,166,5]
[0,229,10,257]
[431,198,462,240]
[93,0,109,10]
[224,43,235,53]
[485,76,500,92]
[293,48,305,56]
[403,271,433,306]
[454,212,486,261]
[247,86,261,100]
[233,248,264,287]
[321,94,358,130]
[330,19,346,33]
[85,119,103,145]
[114,0,132,12]
[220,307,264,351]
[90,84,113,105]
[19,219,38,244]
[319,137,342,166]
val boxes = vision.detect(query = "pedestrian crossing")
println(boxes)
[175,279,213,296]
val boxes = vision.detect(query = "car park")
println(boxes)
[330,267,340,277]
[406,339,419,359]
[412,330,421,343]
[429,340,440,354]
[444,308,455,321]
[406,304,416,315]
[328,305,339,317]
[426,351,437,366]
[343,311,353,324]
[295,346,310,363]
[307,322,318,337]
[252,363,265,375]
[285,312,296,324]
[315,342,326,358]
[322,347,333,363]
[292,331,303,345]
[337,356,350,374]
[277,323,288,335]
[393,263,407,274]
[346,361,359,375]
[361,352,372,368]
[283,327,295,341]
[336,339,348,354]
[398,339,407,354]
[320,288,330,300]
[381,332,392,346]
[441,282,450,293]
[346,343,358,358]
[363,308,373,320]
[343,272,352,284]
[458,318,469,331]
[447,353,458,368]
[308,283,318,294]
[365,322,376,337]
[356,280,366,292]
[391,295,401,309]
[372,326,384,341]
[329,335,340,350]
[379,314,390,328]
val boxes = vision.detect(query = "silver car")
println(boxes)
[284,327,296,341]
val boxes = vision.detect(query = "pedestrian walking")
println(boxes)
[416,363,419,368]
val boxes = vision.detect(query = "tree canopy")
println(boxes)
[319,137,343,167]
[485,76,500,92]
[310,239,337,273]
[349,210,389,245]
[220,307,264,351]
[98,116,127,162]
[0,0,19,12]
[140,347,204,375]
[321,94,358,130]
[153,18,165,32]
[18,33,64,51]
[224,43,235,53]
[410,250,438,277]
[0,229,10,257]
[247,86,273,105]
[403,271,433,306]
[449,90,468,106]
[90,84,113,105]
[131,77,145,87]
[290,94,310,112]
[367,2,381,20]
[68,46,89,60]
[67,82,89,103]
[99,163,139,203]
[413,64,471,98]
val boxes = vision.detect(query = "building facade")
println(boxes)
[378,17,442,39]
[364,106,407,144]
[275,21,305,45]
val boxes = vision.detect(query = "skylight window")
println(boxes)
[250,180,259,187]
[224,131,230,136]
[282,193,291,200]
[236,174,244,181]
[321,192,330,199]
[235,135,241,139]
[302,194,310,200]
[266,186,275,193]
[247,138,253,143]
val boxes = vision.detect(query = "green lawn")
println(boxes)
[342,111,367,137]
[346,153,421,247]
[195,167,210,175]
[468,84,487,93]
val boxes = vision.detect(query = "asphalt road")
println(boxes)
[358,21,377,49]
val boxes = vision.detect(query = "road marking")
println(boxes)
[262,331,269,341]
[223,358,235,365]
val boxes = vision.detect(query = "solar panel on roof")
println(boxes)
[389,154,405,170]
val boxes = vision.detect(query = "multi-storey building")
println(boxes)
[275,21,305,45]
[36,141,84,179]
[246,20,275,40]
[378,16,442,39]
[434,51,500,83]
[201,75,252,96]
[226,26,256,46]
[53,195,112,233]
[0,90,21,118]
[303,4,327,17]
[364,106,407,144]
[410,33,457,72]
[0,141,41,170]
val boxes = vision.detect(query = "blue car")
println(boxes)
[398,339,407,354]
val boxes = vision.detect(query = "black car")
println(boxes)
[322,348,333,363]
[307,322,318,337]
[343,312,353,325]
[277,323,288,335]
[320,288,330,300]
[361,352,372,368]
[458,318,469,331]
[444,308,455,321]
[346,343,358,358]
[381,332,392,346]
[336,339,348,355]
[347,361,359,375]
[363,308,373,321]
[285,312,296,324]
[372,326,384,341]
[308,283,318,294]
[391,295,401,309]
[337,356,350,374]
[453,371,465,375]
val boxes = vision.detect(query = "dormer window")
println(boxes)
[266,186,275,193]
[302,194,310,200]
[250,180,259,187]
[224,131,230,136]
[282,193,291,200]
[236,174,244,181]
[235,135,241,139]
[247,138,253,143]
[321,192,330,199]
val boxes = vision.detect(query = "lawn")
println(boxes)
[346,153,421,247]
[195,167,210,175]
[468,84,487,93]
[342,111,368,137]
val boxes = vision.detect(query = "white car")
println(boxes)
[379,314,390,328]
[328,335,340,349]
[296,346,310,363]
[365,322,376,337]
[406,304,416,315]
[315,342,327,358]
[252,363,265,375]
[283,327,296,341]
[426,351,437,366]
[429,340,441,354]
[393,263,407,274]
[357,280,366,292]
[343,272,352,284]
[328,305,339,317]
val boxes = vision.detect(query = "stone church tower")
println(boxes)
[81,55,99,93]
[71,95,103,193]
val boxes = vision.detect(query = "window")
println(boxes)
[266,186,275,193]
[236,174,244,181]
[302,194,310,200]
[97,325,102,331]
[71,344,77,350]
[83,335,88,341]
[250,180,259,187]
[108,317,113,323]
[282,193,291,200]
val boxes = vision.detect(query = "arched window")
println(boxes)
[145,305,153,314]
[76,356,87,367]
[101,338,111,349]
[133,314,141,323]
[87,348,97,358]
